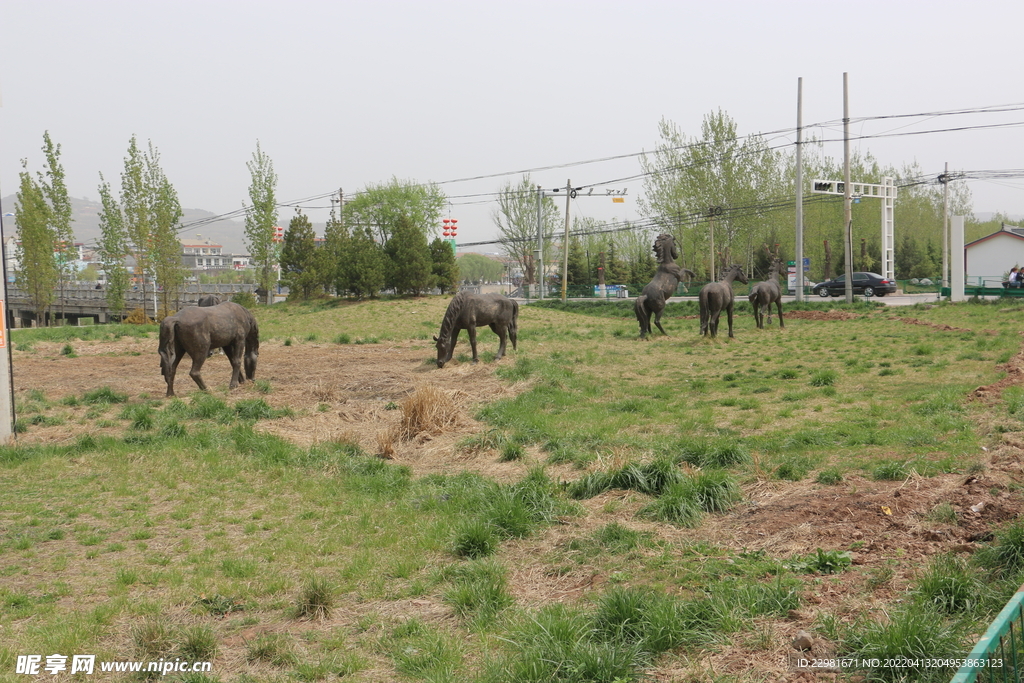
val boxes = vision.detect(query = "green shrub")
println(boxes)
[451,518,498,559]
[231,291,257,308]
[915,554,981,614]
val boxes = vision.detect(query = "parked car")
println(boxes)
[812,272,897,298]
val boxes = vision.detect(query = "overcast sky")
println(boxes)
[2,0,1023,251]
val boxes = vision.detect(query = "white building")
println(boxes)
[965,223,1024,287]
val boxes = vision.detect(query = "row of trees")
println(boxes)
[16,134,458,323]
[278,179,459,300]
[16,133,281,323]
[492,110,979,286]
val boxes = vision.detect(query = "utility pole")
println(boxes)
[843,72,854,304]
[708,206,723,281]
[941,163,949,290]
[795,76,805,302]
[561,179,571,302]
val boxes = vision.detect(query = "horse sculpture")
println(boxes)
[748,258,785,329]
[434,292,518,368]
[634,233,696,339]
[699,264,748,338]
[158,302,259,397]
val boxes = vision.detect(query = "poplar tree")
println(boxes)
[96,175,130,317]
[146,143,185,316]
[244,142,279,304]
[38,132,74,323]
[14,161,57,325]
[120,136,153,308]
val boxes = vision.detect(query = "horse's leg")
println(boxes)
[726,303,736,338]
[447,329,460,364]
[635,297,646,339]
[492,324,508,361]
[710,301,722,337]
[166,346,185,398]
[188,348,210,391]
[467,325,479,363]
[699,299,709,336]
[225,341,244,389]
[752,299,762,329]
[653,301,669,336]
[776,299,784,328]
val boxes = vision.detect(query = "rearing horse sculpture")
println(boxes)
[634,233,695,339]
[699,264,748,338]
[748,258,785,329]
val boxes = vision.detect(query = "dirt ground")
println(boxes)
[12,333,1024,681]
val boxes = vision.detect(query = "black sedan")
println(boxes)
[812,272,897,298]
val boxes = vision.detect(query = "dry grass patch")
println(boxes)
[398,386,463,439]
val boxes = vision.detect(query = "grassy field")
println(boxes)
[2,296,1024,682]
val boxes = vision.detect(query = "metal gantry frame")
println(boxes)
[810,177,898,281]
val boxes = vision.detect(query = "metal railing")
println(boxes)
[951,584,1024,682]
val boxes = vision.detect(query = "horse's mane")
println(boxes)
[437,292,467,342]
[653,234,676,264]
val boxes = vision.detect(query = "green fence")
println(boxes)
[951,584,1024,682]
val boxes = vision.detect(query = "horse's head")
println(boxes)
[729,264,748,285]
[433,335,450,368]
[653,234,677,263]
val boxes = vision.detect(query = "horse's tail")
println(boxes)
[509,298,519,350]
[747,284,760,306]
[634,295,648,335]
[244,313,260,381]
[698,289,709,335]
[158,317,177,378]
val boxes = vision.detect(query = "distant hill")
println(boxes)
[1,195,250,254]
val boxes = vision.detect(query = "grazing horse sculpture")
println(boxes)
[699,264,748,338]
[748,258,785,329]
[158,302,259,397]
[634,233,696,339]
[197,294,221,307]
[434,292,518,368]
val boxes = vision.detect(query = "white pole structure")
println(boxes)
[843,72,854,303]
[0,210,16,444]
[950,215,966,302]
[535,185,544,300]
[795,77,804,302]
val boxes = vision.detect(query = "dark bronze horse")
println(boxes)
[197,294,221,306]
[434,292,518,368]
[634,233,696,339]
[158,302,259,397]
[748,258,785,329]
[699,264,748,338]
